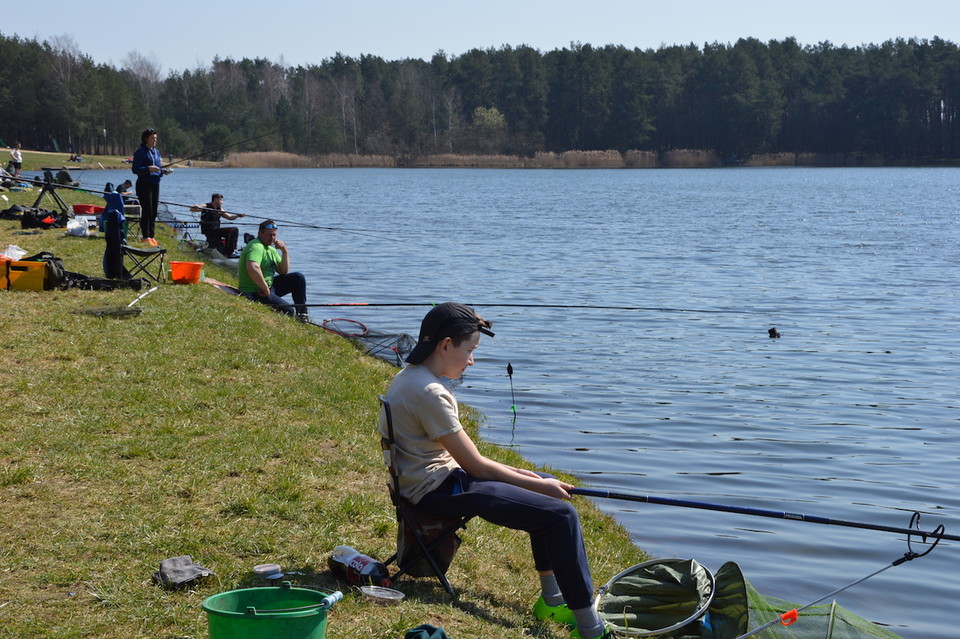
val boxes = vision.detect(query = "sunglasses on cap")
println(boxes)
[262,223,278,230]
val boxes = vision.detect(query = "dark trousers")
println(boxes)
[135,180,160,239]
[417,469,594,610]
[204,227,240,255]
[243,272,307,316]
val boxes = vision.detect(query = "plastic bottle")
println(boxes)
[327,545,393,587]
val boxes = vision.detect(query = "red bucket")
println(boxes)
[169,261,204,284]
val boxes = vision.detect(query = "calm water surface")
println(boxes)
[98,166,959,638]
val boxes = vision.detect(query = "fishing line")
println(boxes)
[161,121,302,168]
[735,512,943,638]
[14,176,404,242]
[570,487,958,542]
[156,197,382,236]
[301,301,762,315]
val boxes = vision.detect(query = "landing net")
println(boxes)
[596,561,903,639]
[304,318,415,367]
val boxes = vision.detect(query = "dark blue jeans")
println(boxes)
[134,180,159,239]
[416,469,594,609]
[243,271,307,316]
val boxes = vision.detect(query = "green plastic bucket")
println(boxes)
[202,582,342,639]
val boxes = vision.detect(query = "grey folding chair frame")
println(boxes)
[379,395,471,597]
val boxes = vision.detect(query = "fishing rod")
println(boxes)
[158,198,404,241]
[301,301,761,314]
[570,487,958,542]
[14,176,400,241]
[174,201,368,233]
[736,512,943,638]
[161,122,300,168]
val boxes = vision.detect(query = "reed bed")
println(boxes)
[659,149,722,168]
[224,149,717,170]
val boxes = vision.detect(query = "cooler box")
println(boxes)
[6,261,47,291]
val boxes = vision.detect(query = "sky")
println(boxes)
[4,0,960,75]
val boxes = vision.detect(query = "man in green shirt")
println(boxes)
[238,219,308,318]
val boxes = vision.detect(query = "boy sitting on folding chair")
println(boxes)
[378,302,612,639]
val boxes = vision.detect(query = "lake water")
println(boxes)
[93,166,959,638]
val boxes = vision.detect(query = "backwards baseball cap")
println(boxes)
[406,302,494,365]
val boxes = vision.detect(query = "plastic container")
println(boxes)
[202,582,342,639]
[360,585,405,605]
[7,261,46,291]
[169,261,204,284]
[72,204,96,214]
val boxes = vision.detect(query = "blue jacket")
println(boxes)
[132,144,163,185]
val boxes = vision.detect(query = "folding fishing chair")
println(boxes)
[378,395,471,596]
[123,204,142,239]
[122,242,167,283]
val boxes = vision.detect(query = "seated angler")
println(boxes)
[238,219,308,320]
[190,193,244,258]
[380,303,613,639]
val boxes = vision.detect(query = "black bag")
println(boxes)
[1,204,24,221]
[22,251,67,290]
[396,505,462,577]
[20,209,62,230]
[63,271,146,291]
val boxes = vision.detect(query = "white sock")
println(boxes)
[572,605,605,638]
[539,573,564,606]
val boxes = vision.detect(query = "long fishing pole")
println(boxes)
[301,301,760,314]
[161,122,300,168]
[14,176,399,240]
[157,197,374,234]
[570,487,958,542]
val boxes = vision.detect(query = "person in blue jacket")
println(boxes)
[131,128,172,247]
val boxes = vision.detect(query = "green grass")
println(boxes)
[0,191,646,639]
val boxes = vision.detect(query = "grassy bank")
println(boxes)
[5,149,218,173]
[1,189,646,638]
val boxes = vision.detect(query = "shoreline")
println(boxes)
[12,148,960,173]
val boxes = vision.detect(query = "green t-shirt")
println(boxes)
[238,239,281,293]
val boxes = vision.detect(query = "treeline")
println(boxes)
[3,32,960,163]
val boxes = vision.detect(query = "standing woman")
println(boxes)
[131,128,172,247]
[10,142,23,178]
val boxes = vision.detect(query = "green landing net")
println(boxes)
[595,560,903,639]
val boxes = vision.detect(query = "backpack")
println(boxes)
[22,251,67,290]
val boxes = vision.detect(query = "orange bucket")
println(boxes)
[170,261,204,284]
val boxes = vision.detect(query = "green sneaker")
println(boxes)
[570,622,615,639]
[532,596,577,628]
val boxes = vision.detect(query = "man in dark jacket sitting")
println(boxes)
[191,193,244,258]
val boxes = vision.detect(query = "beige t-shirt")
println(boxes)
[380,364,462,504]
